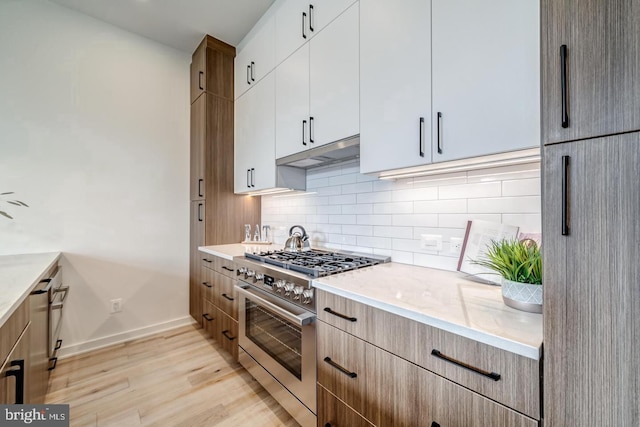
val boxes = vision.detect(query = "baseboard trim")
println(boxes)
[58,316,197,359]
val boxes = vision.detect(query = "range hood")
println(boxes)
[276,135,360,169]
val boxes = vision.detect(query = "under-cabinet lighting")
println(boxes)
[378,148,540,180]
[247,188,296,196]
[272,191,318,198]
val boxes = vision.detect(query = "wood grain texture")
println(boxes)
[190,41,206,104]
[190,93,206,201]
[543,133,640,426]
[189,201,205,325]
[317,385,374,427]
[1,324,30,404]
[45,325,297,426]
[217,308,239,362]
[215,270,238,320]
[202,299,218,340]
[190,35,235,104]
[0,299,29,368]
[541,0,640,144]
[200,266,216,305]
[316,289,540,419]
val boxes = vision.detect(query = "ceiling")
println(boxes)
[49,0,276,52]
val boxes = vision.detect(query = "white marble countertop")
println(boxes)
[312,263,543,360]
[0,252,61,328]
[199,243,280,261]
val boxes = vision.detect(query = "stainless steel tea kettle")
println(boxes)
[284,225,310,252]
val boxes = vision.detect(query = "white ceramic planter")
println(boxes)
[501,279,543,314]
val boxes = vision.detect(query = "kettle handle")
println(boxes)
[289,225,307,238]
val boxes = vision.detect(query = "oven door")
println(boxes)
[236,284,316,412]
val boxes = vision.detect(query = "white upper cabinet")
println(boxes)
[359,0,432,174]
[275,44,310,159]
[235,15,276,100]
[431,0,540,162]
[275,0,357,65]
[234,73,277,193]
[309,2,359,148]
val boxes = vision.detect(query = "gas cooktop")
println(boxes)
[244,249,390,278]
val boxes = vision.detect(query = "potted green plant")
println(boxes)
[473,238,542,313]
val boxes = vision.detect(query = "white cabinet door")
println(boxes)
[235,15,276,100]
[309,0,357,38]
[275,44,310,159]
[234,73,276,193]
[431,0,540,162]
[309,2,359,147]
[275,0,308,65]
[359,0,431,174]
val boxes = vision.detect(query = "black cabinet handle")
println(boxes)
[323,307,356,322]
[309,5,315,32]
[222,330,236,341]
[246,65,251,85]
[48,357,58,371]
[431,349,501,381]
[309,117,314,143]
[561,155,570,236]
[198,71,204,90]
[419,117,425,157]
[54,339,63,351]
[32,278,53,295]
[431,423,441,427]
[250,61,255,82]
[323,357,357,378]
[436,112,443,154]
[325,424,331,427]
[202,282,212,288]
[302,12,307,39]
[246,169,251,188]
[560,45,569,128]
[302,120,307,146]
[198,178,203,197]
[221,266,234,272]
[202,258,213,263]
[197,203,203,222]
[5,359,25,404]
[222,293,234,301]
[202,313,214,321]
[250,168,255,187]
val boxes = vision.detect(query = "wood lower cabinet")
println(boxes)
[189,201,205,325]
[216,308,238,361]
[0,324,30,405]
[202,300,218,339]
[317,385,373,427]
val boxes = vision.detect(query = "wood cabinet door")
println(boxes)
[543,133,640,426]
[202,300,218,340]
[431,0,539,162]
[190,43,206,104]
[217,308,239,361]
[359,0,431,174]
[275,43,310,159]
[317,385,374,427]
[542,0,640,144]
[190,94,206,201]
[309,2,359,147]
[189,201,205,324]
[0,325,30,405]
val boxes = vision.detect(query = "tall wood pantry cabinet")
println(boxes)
[541,1,640,425]
[189,35,261,326]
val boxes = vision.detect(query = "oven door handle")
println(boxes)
[236,285,315,326]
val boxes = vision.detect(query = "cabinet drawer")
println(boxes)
[316,289,540,419]
[217,308,238,361]
[201,254,215,269]
[0,301,29,367]
[215,271,238,319]
[317,321,367,416]
[214,257,236,278]
[202,300,218,340]
[200,267,216,304]
[317,385,373,427]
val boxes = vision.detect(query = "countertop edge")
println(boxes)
[0,252,62,328]
[312,280,541,360]
[198,246,234,261]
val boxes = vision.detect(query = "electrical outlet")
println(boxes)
[420,234,442,251]
[450,237,463,255]
[110,298,123,314]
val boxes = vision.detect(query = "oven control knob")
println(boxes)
[293,286,304,300]
[302,289,314,304]
[254,273,264,283]
[284,283,295,296]
[245,270,255,279]
[237,267,247,276]
[275,280,286,293]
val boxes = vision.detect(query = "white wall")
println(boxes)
[0,0,192,355]
[263,161,541,271]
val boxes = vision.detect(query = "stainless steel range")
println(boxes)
[235,249,389,427]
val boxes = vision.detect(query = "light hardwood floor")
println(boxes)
[46,324,299,427]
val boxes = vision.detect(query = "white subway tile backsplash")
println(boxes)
[262,162,541,272]
[373,202,414,214]
[438,182,502,199]
[374,226,413,239]
[414,199,467,214]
